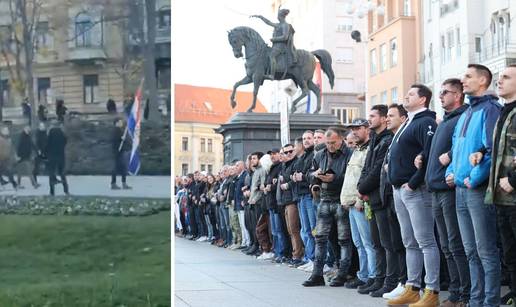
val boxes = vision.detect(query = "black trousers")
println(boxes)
[313,201,352,277]
[111,152,129,184]
[47,159,68,195]
[32,155,45,182]
[244,204,257,248]
[497,205,516,298]
[373,197,407,286]
[188,204,198,237]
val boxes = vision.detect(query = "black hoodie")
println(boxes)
[292,146,315,199]
[357,128,393,209]
[388,109,437,189]
[425,105,468,191]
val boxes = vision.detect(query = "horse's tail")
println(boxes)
[311,49,335,89]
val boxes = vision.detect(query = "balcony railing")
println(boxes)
[469,41,516,64]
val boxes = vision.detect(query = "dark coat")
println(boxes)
[17,132,34,161]
[278,159,295,205]
[35,130,47,154]
[265,162,281,211]
[291,146,315,199]
[358,128,393,210]
[112,126,131,156]
[45,127,67,162]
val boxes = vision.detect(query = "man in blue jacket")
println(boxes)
[418,78,470,307]
[445,64,502,307]
[386,84,440,306]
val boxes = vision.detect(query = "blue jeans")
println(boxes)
[269,209,286,257]
[456,187,500,307]
[219,205,232,244]
[349,206,376,280]
[394,186,440,290]
[298,195,317,261]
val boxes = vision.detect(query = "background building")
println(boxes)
[0,0,170,119]
[422,0,515,116]
[266,0,367,124]
[366,0,422,112]
[174,84,266,176]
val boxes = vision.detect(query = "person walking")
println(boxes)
[16,125,39,188]
[46,121,69,196]
[33,122,48,184]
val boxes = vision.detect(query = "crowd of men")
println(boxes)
[174,63,516,307]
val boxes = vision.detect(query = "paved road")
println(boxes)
[175,237,411,307]
[0,175,171,198]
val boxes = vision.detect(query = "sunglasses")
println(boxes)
[439,89,457,96]
[283,150,294,155]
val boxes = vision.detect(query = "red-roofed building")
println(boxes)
[174,84,266,175]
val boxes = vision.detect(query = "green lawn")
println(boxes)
[0,212,170,307]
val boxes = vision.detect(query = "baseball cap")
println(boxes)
[344,118,369,128]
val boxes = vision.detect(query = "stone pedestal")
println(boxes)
[216,112,341,164]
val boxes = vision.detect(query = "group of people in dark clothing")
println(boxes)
[175,63,516,307]
[0,120,68,195]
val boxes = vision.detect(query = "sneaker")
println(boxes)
[409,288,439,307]
[371,285,396,298]
[288,259,305,267]
[386,285,420,306]
[383,282,406,300]
[322,264,332,274]
[345,277,366,289]
[303,262,314,272]
[111,183,121,190]
[297,260,313,271]
[261,252,274,260]
[256,253,266,260]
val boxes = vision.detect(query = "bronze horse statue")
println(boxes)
[228,26,334,113]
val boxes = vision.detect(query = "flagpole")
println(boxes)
[118,77,144,153]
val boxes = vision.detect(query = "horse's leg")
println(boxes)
[307,79,321,114]
[290,80,308,114]
[230,75,252,109]
[246,75,262,112]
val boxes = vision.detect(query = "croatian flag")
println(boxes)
[127,78,144,175]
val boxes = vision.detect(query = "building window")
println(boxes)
[331,107,360,124]
[200,138,206,152]
[475,36,482,53]
[336,17,353,32]
[403,0,411,16]
[181,163,188,176]
[0,79,9,108]
[370,49,377,75]
[371,95,377,106]
[427,0,432,21]
[380,44,387,72]
[336,47,353,64]
[456,27,461,57]
[182,137,188,152]
[335,78,354,93]
[36,21,51,49]
[200,164,206,172]
[37,77,51,105]
[391,87,398,103]
[83,74,99,104]
[207,139,213,152]
[208,164,213,174]
[447,30,454,61]
[157,8,171,29]
[440,35,446,64]
[390,38,397,67]
[380,91,388,104]
[75,12,93,47]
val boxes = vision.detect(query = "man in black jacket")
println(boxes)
[111,118,132,190]
[356,105,395,296]
[386,84,440,306]
[16,125,38,188]
[46,121,69,196]
[292,132,316,270]
[303,127,353,287]
[417,78,470,306]
[264,148,285,262]
[33,122,47,184]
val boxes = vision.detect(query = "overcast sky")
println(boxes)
[172,0,278,108]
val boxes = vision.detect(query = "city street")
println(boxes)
[0,175,171,198]
[175,237,392,307]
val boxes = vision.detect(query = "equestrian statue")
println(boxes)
[228,8,335,114]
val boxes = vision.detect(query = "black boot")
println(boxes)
[357,278,379,294]
[329,274,349,287]
[302,275,325,287]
